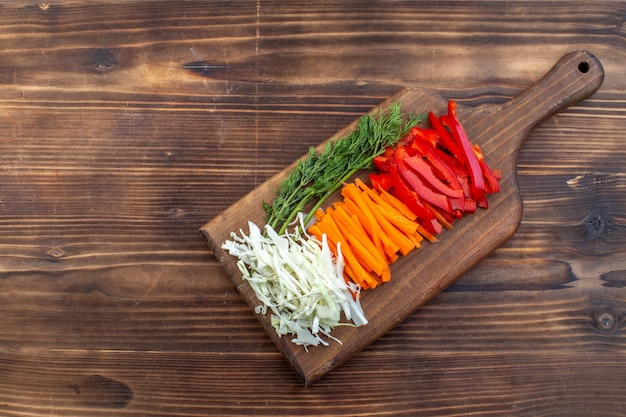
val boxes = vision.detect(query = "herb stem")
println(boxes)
[300,159,376,232]
[266,102,425,234]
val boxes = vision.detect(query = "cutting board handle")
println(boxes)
[494,50,604,157]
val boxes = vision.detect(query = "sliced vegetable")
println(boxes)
[342,183,400,260]
[222,220,367,348]
[429,110,461,159]
[223,100,501,348]
[439,100,487,207]
[307,101,501,291]
[313,207,378,289]
[473,144,501,194]
[309,178,433,286]
[410,134,464,194]
[265,102,426,234]
[395,146,453,214]
[387,163,442,235]
[361,192,417,257]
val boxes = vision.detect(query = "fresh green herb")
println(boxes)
[264,102,425,234]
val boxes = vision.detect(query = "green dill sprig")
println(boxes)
[264,102,426,234]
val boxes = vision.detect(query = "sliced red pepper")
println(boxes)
[403,153,465,199]
[370,101,498,230]
[387,162,442,235]
[373,147,394,173]
[388,163,434,221]
[472,144,500,194]
[423,201,455,227]
[448,194,478,216]
[395,146,453,214]
[391,189,443,236]
[461,197,477,214]
[399,126,420,147]
[369,173,394,192]
[434,146,468,180]
[449,198,465,216]
[457,175,473,199]
[403,143,418,157]
[373,155,390,173]
[411,135,465,193]
[429,111,461,159]
[414,128,439,148]
[440,101,486,206]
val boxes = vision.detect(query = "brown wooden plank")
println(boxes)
[2,293,626,416]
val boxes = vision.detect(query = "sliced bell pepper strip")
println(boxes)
[387,163,442,236]
[395,146,454,214]
[472,144,501,194]
[434,146,468,180]
[429,111,461,159]
[410,135,464,193]
[461,197,477,214]
[369,173,394,192]
[372,147,394,172]
[402,153,465,199]
[398,126,419,147]
[413,128,439,148]
[422,201,454,230]
[440,101,486,206]
[373,156,388,172]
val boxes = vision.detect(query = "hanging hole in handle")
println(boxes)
[578,61,591,73]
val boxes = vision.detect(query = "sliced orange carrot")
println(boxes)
[386,251,400,264]
[360,183,421,237]
[353,179,421,257]
[335,241,366,290]
[379,206,419,236]
[379,189,418,221]
[342,183,400,260]
[308,223,339,254]
[415,223,438,243]
[343,197,388,260]
[341,184,380,242]
[367,186,439,242]
[327,213,380,288]
[307,223,324,242]
[342,262,358,287]
[374,188,419,222]
[361,192,416,256]
[380,265,391,283]
[423,201,454,230]
[310,177,451,289]
[314,208,326,222]
[309,224,363,293]
[405,231,423,249]
[357,179,415,222]
[332,204,387,278]
[332,203,375,251]
[409,228,424,243]
[317,214,377,289]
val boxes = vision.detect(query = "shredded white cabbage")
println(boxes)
[221,220,368,348]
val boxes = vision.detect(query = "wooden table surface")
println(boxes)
[1,1,625,416]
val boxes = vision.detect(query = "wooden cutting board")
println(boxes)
[200,51,604,386]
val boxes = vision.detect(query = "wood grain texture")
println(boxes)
[200,51,604,385]
[0,0,625,415]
